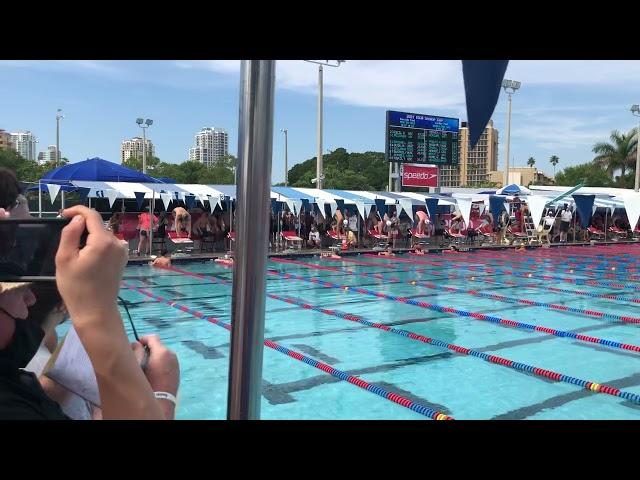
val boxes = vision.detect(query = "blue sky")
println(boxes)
[1,60,639,183]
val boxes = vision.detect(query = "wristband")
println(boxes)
[154,391,177,406]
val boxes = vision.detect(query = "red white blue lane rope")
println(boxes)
[266,268,640,355]
[415,280,640,325]
[363,254,640,291]
[334,254,640,305]
[120,280,452,420]
[366,251,637,283]
[267,292,640,404]
[156,263,640,357]
[440,246,640,271]
[274,257,640,324]
[445,250,640,279]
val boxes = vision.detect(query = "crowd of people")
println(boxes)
[0,167,180,419]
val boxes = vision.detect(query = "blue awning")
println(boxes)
[325,189,374,204]
[271,186,317,202]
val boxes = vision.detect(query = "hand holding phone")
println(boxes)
[55,206,129,330]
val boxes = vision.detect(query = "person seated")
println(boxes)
[476,210,493,231]
[192,210,211,237]
[107,212,122,235]
[450,215,464,233]
[346,228,357,248]
[307,225,321,248]
[172,207,191,237]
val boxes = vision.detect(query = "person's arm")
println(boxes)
[56,206,168,420]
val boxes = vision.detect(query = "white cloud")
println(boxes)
[174,60,467,111]
[506,60,640,86]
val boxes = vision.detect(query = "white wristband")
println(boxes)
[154,391,177,406]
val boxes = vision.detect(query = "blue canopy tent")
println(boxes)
[41,157,162,184]
[33,157,163,215]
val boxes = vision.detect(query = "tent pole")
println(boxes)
[149,191,155,256]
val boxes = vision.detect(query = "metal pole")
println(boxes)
[142,126,147,174]
[56,114,60,168]
[227,60,276,420]
[61,190,65,210]
[504,93,512,186]
[283,129,288,186]
[149,191,155,255]
[38,181,42,218]
[635,120,640,192]
[317,65,323,190]
[388,162,392,191]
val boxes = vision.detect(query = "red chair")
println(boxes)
[408,228,429,245]
[587,226,605,240]
[367,228,388,247]
[281,230,303,249]
[608,225,627,240]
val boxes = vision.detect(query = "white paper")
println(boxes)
[45,326,101,407]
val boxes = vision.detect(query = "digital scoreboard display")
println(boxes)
[385,110,459,165]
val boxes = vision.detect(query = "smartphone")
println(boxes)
[0,218,87,282]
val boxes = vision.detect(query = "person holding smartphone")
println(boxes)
[0,169,180,419]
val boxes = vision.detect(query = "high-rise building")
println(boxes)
[10,131,37,161]
[37,145,61,164]
[121,137,154,163]
[0,129,13,151]
[439,120,499,188]
[188,127,229,166]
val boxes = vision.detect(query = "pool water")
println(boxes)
[112,243,640,419]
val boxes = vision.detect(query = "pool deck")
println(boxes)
[127,238,640,265]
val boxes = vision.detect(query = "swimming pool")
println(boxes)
[117,243,640,419]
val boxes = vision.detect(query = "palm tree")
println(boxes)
[527,157,536,168]
[549,155,559,177]
[592,128,638,181]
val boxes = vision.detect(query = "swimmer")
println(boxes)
[173,206,191,237]
[151,255,171,267]
[214,255,234,267]
[378,244,395,257]
[321,251,341,259]
[412,244,425,255]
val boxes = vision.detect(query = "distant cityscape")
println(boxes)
[0,125,230,168]
[1,121,553,188]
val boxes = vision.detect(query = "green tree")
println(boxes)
[554,162,612,187]
[592,128,638,182]
[527,157,535,168]
[287,148,388,190]
[549,155,560,176]
[122,155,161,172]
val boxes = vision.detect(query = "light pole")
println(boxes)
[281,128,288,186]
[56,109,64,167]
[136,117,153,174]
[631,104,640,192]
[501,79,521,186]
[304,60,345,190]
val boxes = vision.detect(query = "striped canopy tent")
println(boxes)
[325,189,375,220]
[271,186,317,216]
